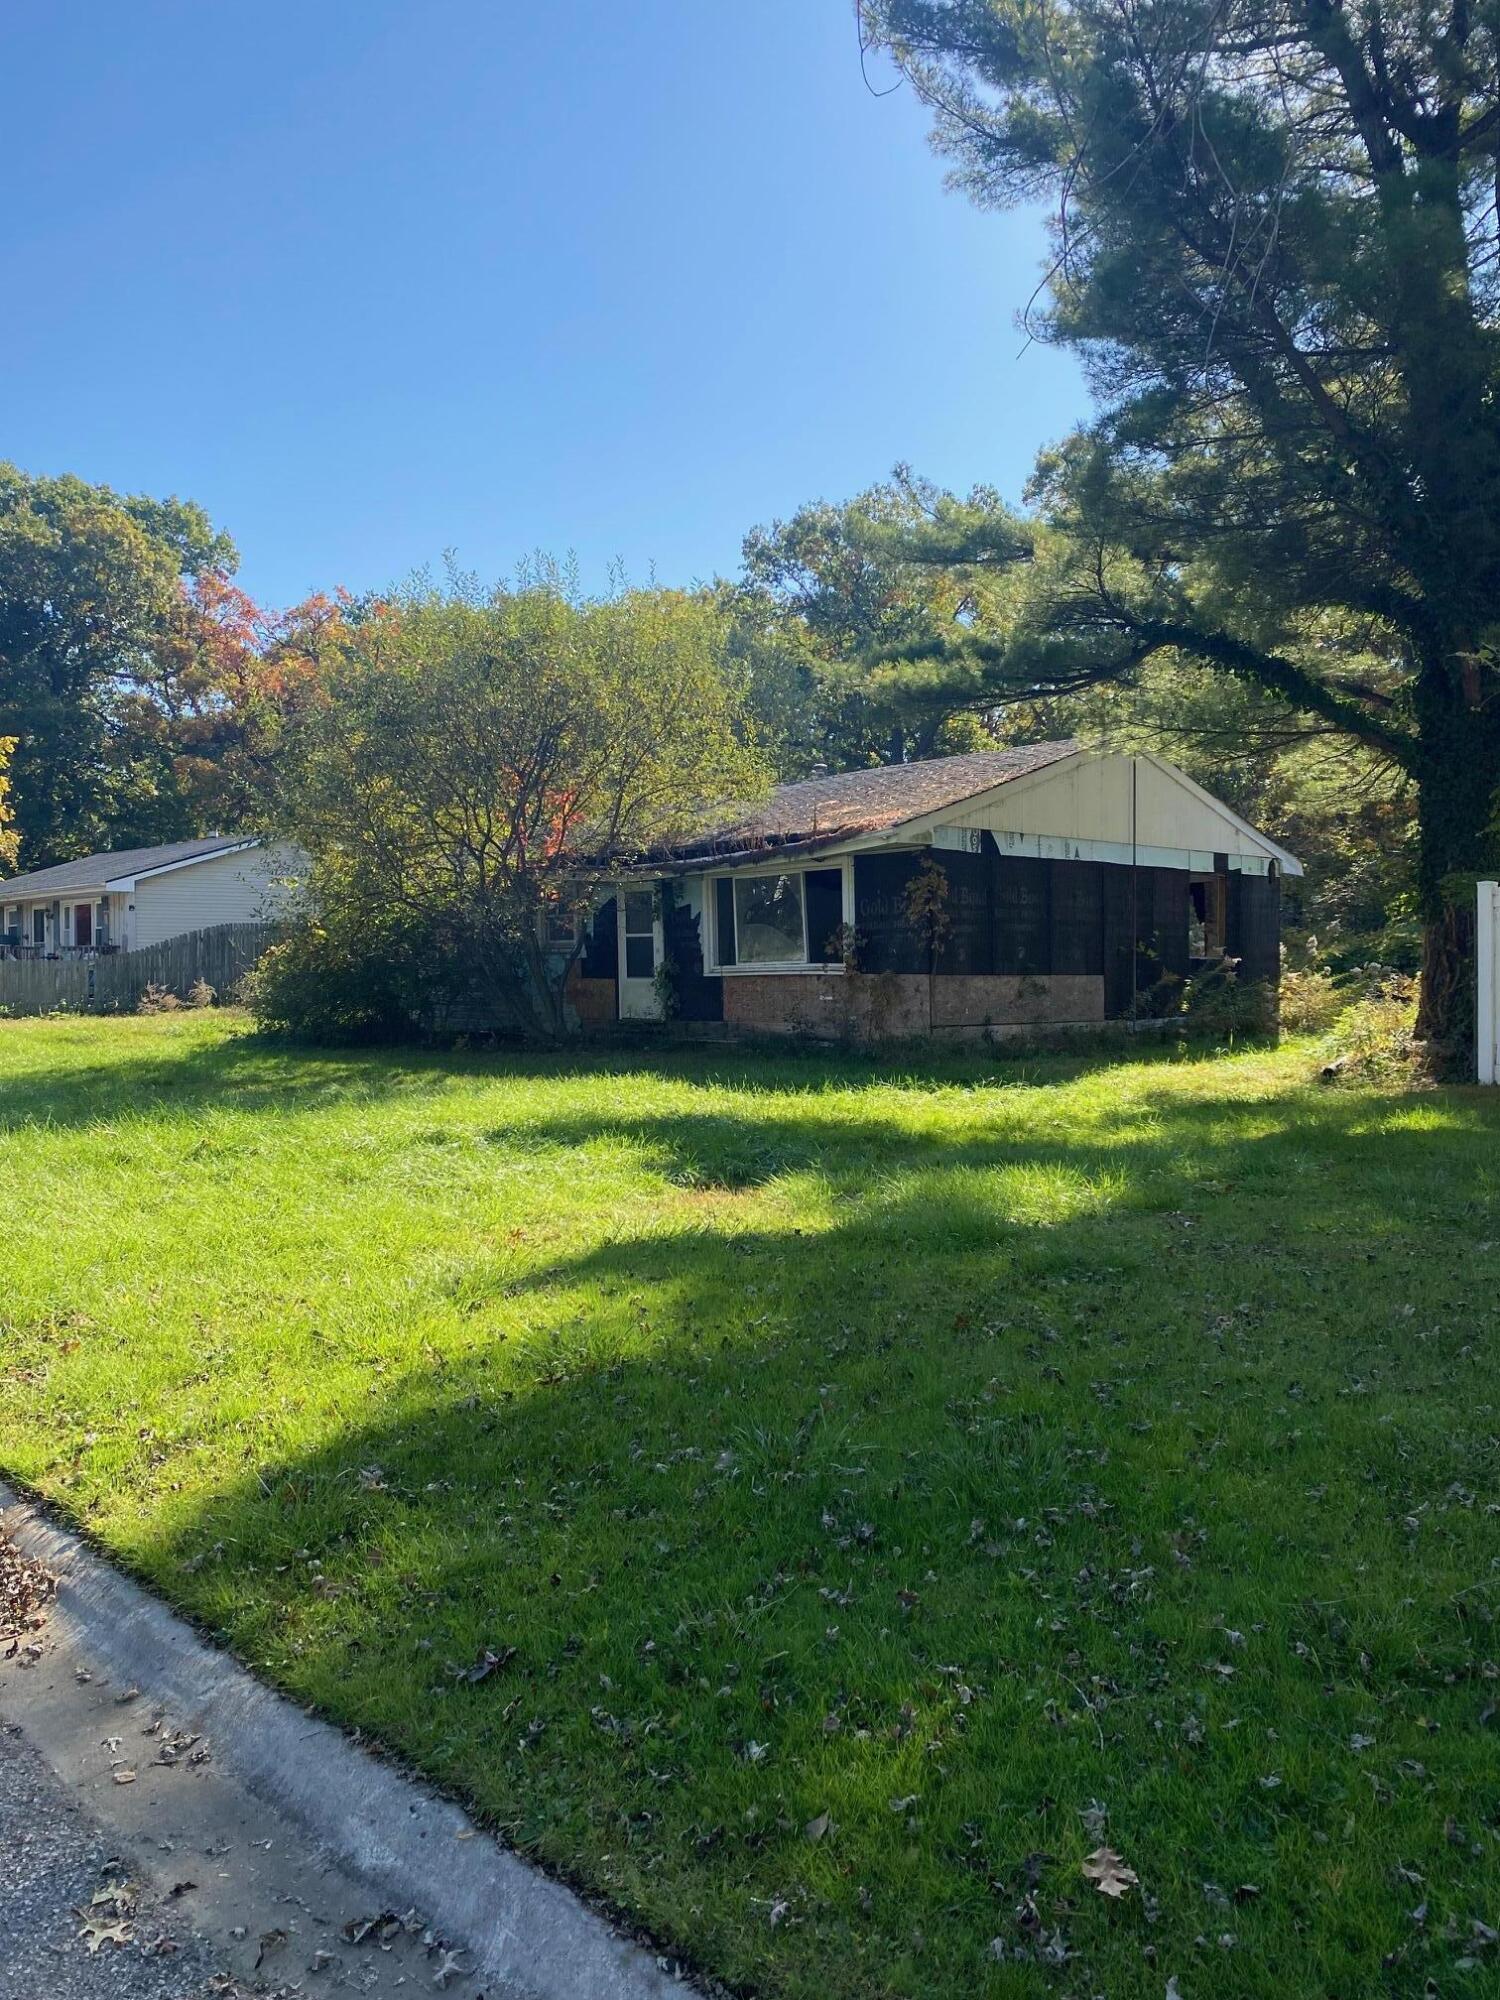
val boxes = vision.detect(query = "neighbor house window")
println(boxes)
[545,905,578,947]
[713,866,846,970]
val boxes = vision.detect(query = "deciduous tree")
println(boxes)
[0,465,236,865]
[261,574,765,1040]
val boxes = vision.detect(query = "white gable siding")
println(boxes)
[128,845,300,949]
[937,752,1293,870]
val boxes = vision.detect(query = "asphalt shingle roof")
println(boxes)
[661,742,1080,864]
[0,836,256,902]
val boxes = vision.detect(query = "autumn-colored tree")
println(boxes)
[0,736,19,876]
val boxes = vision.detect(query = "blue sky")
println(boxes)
[4,2,1087,609]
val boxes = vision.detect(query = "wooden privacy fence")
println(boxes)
[0,923,278,1018]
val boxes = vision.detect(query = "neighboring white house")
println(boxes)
[0,836,301,959]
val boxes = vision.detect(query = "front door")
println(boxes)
[74,902,92,950]
[617,888,663,1019]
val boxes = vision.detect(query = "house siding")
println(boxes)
[129,846,297,949]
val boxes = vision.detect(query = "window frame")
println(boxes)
[703,859,854,976]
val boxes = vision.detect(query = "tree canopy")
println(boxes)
[733,472,1021,773]
[864,0,1500,1052]
[0,465,239,868]
[255,575,765,1041]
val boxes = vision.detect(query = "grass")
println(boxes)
[2,1012,1499,1999]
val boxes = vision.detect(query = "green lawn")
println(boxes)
[2,1013,1498,1998]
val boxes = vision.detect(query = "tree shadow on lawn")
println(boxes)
[105,1092,1500,2000]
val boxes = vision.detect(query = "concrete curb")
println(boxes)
[0,1480,699,2000]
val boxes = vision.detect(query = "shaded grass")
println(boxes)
[2,1011,1499,1998]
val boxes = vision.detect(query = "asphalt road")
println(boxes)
[0,1721,238,2000]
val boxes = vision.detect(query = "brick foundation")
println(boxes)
[719,972,1105,1039]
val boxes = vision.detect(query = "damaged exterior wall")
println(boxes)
[722,970,1105,1039]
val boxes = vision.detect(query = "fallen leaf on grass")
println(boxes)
[1079,1799,1108,1841]
[447,1646,517,1686]
[805,1812,830,1843]
[1081,1845,1140,1898]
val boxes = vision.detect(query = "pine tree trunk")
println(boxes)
[1412,681,1500,1064]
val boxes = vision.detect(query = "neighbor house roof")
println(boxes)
[659,741,1081,866]
[0,835,258,902]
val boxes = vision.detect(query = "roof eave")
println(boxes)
[106,838,260,891]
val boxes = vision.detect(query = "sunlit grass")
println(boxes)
[3,1011,1499,1999]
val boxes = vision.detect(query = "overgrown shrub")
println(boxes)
[138,982,182,1014]
[1175,957,1277,1038]
[1316,966,1424,1084]
[1279,962,1343,1034]
[245,920,428,1044]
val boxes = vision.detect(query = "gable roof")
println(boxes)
[662,742,1082,865]
[0,835,258,902]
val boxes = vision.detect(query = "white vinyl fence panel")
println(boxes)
[1480,881,1499,1085]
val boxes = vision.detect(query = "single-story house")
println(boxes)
[561,742,1301,1036]
[0,835,296,960]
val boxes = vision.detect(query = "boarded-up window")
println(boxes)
[581,896,617,978]
[1050,861,1103,975]
[853,853,926,974]
[995,857,1051,974]
[940,850,992,973]
[805,869,845,963]
[1228,870,1280,983]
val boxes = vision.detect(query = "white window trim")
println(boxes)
[703,858,855,977]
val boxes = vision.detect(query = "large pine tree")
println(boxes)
[864,0,1500,1056]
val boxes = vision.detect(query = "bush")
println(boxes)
[1279,962,1343,1034]
[1315,964,1423,1084]
[245,922,426,1044]
[138,982,182,1014]
[1176,956,1277,1038]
